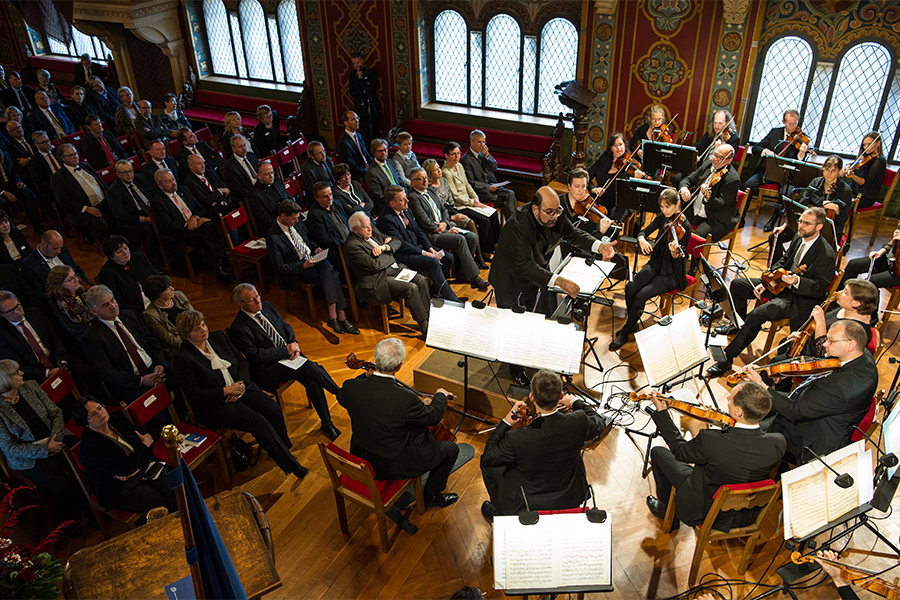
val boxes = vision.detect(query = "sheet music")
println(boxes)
[785,471,828,539]
[634,327,679,387]
[532,320,584,374]
[826,453,860,521]
[457,305,503,360]
[504,525,555,589]
[559,521,611,587]
[549,257,614,296]
[884,397,900,479]
[495,311,544,366]
[667,310,706,368]
[424,302,466,351]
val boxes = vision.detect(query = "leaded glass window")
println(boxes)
[538,18,577,116]
[748,36,813,143]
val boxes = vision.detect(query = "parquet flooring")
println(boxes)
[15,203,900,599]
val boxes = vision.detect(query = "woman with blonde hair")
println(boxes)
[221,111,251,159]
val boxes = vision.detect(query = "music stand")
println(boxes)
[641,140,697,183]
[764,155,820,191]
[616,178,663,273]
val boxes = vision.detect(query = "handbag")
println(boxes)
[229,432,254,471]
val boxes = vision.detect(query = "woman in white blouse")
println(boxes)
[0,210,32,265]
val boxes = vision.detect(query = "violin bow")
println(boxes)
[736,338,794,371]
[848,133,882,172]
[698,114,736,163]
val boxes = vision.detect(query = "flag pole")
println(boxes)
[162,424,206,600]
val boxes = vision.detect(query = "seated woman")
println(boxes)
[158,93,191,138]
[97,235,157,314]
[425,156,494,257]
[0,209,32,265]
[173,310,309,478]
[0,359,86,537]
[610,188,691,351]
[220,112,252,161]
[34,69,63,105]
[45,265,93,345]
[586,132,646,222]
[73,396,177,515]
[142,275,194,359]
[332,162,373,215]
[847,131,887,210]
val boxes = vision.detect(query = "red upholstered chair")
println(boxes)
[126,154,141,172]
[63,131,85,147]
[97,165,116,185]
[752,183,781,227]
[117,134,138,162]
[167,138,182,157]
[290,137,308,173]
[40,367,81,405]
[857,167,899,247]
[194,126,213,145]
[218,204,267,284]
[658,233,711,316]
[851,390,883,442]
[284,175,302,201]
[275,145,296,177]
[318,443,425,552]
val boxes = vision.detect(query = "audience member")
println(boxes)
[365,138,405,214]
[5,120,35,176]
[460,130,516,219]
[51,143,109,244]
[306,182,351,258]
[114,86,138,135]
[140,140,179,184]
[251,104,282,159]
[19,230,87,307]
[222,134,259,203]
[81,114,128,170]
[0,71,35,114]
[0,210,31,264]
[142,275,194,359]
[299,141,334,208]
[181,154,234,221]
[246,161,288,233]
[34,69,63,105]
[85,76,121,122]
[332,162,373,215]
[391,131,419,188]
[134,100,170,151]
[347,52,380,144]
[45,265,93,344]
[97,235,157,314]
[423,158,493,256]
[0,291,68,381]
[174,127,222,176]
[220,111,251,160]
[106,159,162,268]
[337,110,372,180]
[441,142,501,253]
[0,143,41,231]
[74,54,105,88]
[28,131,60,214]
[158,93,190,137]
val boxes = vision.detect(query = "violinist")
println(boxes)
[839,224,900,290]
[586,132,646,221]
[814,550,863,600]
[629,105,668,160]
[695,110,740,160]
[609,188,690,351]
[479,369,609,522]
[769,155,851,263]
[560,168,615,242]
[645,381,785,531]
[741,320,877,463]
[708,207,835,378]
[845,132,886,209]
[677,144,740,243]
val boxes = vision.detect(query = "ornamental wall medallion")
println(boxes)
[636,42,687,97]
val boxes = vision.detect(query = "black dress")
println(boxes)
[0,227,32,264]
[851,154,887,209]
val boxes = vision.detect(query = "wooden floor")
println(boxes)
[19,203,900,599]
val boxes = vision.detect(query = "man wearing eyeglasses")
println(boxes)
[488,186,616,386]
[107,159,162,269]
[738,319,876,464]
[50,142,109,245]
[18,230,87,307]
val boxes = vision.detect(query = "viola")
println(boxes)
[780,129,811,156]
[788,293,837,359]
[629,392,734,428]
[761,264,807,295]
[791,552,900,600]
[726,357,840,386]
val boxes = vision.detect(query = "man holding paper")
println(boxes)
[266,200,358,335]
[646,381,785,530]
[480,369,608,521]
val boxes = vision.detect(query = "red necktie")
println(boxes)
[47,154,59,172]
[400,211,409,227]
[19,322,52,368]
[115,320,151,376]
[354,135,368,169]
[201,175,213,192]
[99,135,115,165]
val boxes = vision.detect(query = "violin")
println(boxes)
[572,196,612,224]
[725,357,841,386]
[788,293,837,359]
[629,392,734,428]
[791,552,900,600]
[652,123,675,144]
[345,353,457,442]
[824,179,838,219]
[614,151,646,178]
[721,129,731,143]
[780,129,811,156]
[663,211,686,258]
[701,167,728,199]
[761,264,807,295]
[847,152,877,175]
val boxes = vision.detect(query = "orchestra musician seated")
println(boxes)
[645,381,786,530]
[839,224,900,290]
[559,167,615,243]
[337,337,460,509]
[677,144,740,245]
[707,207,835,378]
[479,369,609,522]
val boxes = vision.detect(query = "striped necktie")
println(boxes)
[255,313,285,346]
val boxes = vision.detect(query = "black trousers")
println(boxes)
[841,255,900,289]
[430,231,480,282]
[459,207,500,254]
[724,278,792,359]
[282,259,346,310]
[481,187,517,220]
[277,359,338,426]
[69,200,110,240]
[17,453,90,524]
[115,469,178,514]
[621,264,679,337]
[168,220,225,263]
[398,251,457,300]
[650,446,693,512]
[422,441,459,499]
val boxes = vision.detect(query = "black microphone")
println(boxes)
[803,446,854,489]
[853,426,899,469]
[586,488,607,524]
[518,486,539,525]
[511,292,526,314]
[471,289,493,309]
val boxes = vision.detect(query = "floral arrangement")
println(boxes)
[0,485,71,599]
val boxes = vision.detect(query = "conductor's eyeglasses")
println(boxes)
[540,207,563,217]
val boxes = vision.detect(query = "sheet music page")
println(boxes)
[826,453,861,521]
[492,517,509,590]
[549,257,614,295]
[785,470,828,539]
[425,302,465,352]
[532,320,585,375]
[884,399,900,479]
[559,516,612,587]
[496,310,545,367]
[456,305,504,360]
[667,310,707,370]
[504,521,556,590]
[634,324,678,387]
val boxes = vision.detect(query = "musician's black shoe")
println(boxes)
[609,332,628,351]
[321,422,341,441]
[427,493,459,508]
[646,496,679,530]
[481,500,496,524]
[340,319,360,335]
[762,212,780,233]
[292,463,310,478]
[327,318,345,334]
[706,359,733,378]
[469,276,490,291]
[510,367,530,387]
[714,323,739,336]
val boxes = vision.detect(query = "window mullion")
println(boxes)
[226,11,241,79]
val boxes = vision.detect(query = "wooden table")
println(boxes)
[63,488,281,599]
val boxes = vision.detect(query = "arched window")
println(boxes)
[278,0,305,85]
[28,24,110,62]
[485,14,521,111]
[239,0,272,80]
[204,0,236,76]
[748,36,813,143]
[538,18,578,116]
[433,10,467,104]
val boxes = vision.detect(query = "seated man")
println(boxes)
[364,138,406,214]
[74,53,105,88]
[742,319,877,463]
[50,143,109,245]
[140,140,179,185]
[149,169,235,283]
[0,71,35,114]
[337,110,372,180]
[305,182,351,259]
[18,230,88,307]
[840,224,900,290]
[174,128,222,178]
[26,91,73,141]
[229,283,342,440]
[708,207,835,377]
[0,145,41,233]
[377,185,459,302]
[646,381,786,529]
[28,131,60,218]
[106,159,162,269]
[181,154,235,221]
[81,284,168,402]
[81,114,128,170]
[407,167,488,290]
[480,369,608,521]
[222,134,259,204]
[246,162,287,233]
[338,337,459,508]
[344,211,431,335]
[85,76,121,126]
[460,129,517,220]
[0,290,68,381]
[677,143,739,242]
[5,121,36,183]
[266,200,358,335]
[299,141,335,208]
[134,100,170,151]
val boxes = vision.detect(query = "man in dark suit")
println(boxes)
[0,290,68,381]
[337,110,372,180]
[107,159,162,268]
[460,130,516,219]
[299,141,335,208]
[28,131,60,214]
[266,200,358,335]
[50,143,109,244]
[134,100,170,152]
[140,140,179,185]
[0,145,41,233]
[27,92,74,142]
[73,54,105,88]
[246,162,288,234]
[229,284,342,440]
[677,144,740,242]
[81,284,168,402]
[708,207,836,377]
[181,154,235,221]
[18,230,87,307]
[81,115,128,170]
[744,320,877,463]
[377,186,459,302]
[4,121,36,179]
[222,134,259,203]
[148,168,234,283]
[0,72,35,114]
[174,128,222,178]
[338,337,459,508]
[344,212,431,335]
[646,381,786,529]
[305,182,350,259]
[481,369,608,520]
[85,76,121,123]
[364,138,405,215]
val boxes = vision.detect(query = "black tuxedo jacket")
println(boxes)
[481,402,607,514]
[175,142,222,178]
[228,301,301,392]
[338,374,449,479]
[337,131,372,179]
[81,131,127,170]
[1,86,35,113]
[140,157,179,185]
[149,186,207,239]
[751,126,801,176]
[97,252,157,314]
[107,175,155,228]
[26,106,74,141]
[50,162,108,217]
[0,307,68,380]
[770,233,836,327]
[305,202,348,254]
[246,179,289,234]
[81,309,168,402]
[222,152,259,201]
[768,352,878,459]
[651,409,785,528]
[682,161,741,241]
[299,157,335,206]
[266,220,323,290]
[376,205,433,257]
[18,246,87,307]
[181,168,230,213]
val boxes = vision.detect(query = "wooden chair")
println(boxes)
[722,189,750,268]
[194,126,213,145]
[337,244,402,332]
[218,204,267,284]
[839,194,861,258]
[124,385,231,487]
[275,145,296,178]
[97,165,117,186]
[663,479,782,586]
[734,145,747,177]
[318,442,424,553]
[752,184,781,227]
[117,135,139,162]
[659,233,711,316]
[857,167,899,247]
[41,367,82,405]
[290,137,308,173]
